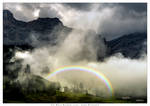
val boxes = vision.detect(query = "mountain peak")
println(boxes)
[3,10,13,16]
[29,17,63,26]
[3,10,14,21]
[27,17,63,31]
[37,17,61,22]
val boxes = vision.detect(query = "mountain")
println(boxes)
[3,10,147,59]
[106,32,147,59]
[3,10,72,46]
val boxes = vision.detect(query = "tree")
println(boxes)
[79,82,84,91]
[24,64,30,74]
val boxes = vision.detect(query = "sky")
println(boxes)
[3,3,147,40]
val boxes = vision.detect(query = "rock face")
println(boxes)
[3,10,147,59]
[3,10,72,46]
[106,32,147,59]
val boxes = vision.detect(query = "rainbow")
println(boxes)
[46,66,113,96]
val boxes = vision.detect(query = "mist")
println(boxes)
[13,27,147,98]
[4,3,147,99]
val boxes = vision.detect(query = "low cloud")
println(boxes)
[13,28,147,98]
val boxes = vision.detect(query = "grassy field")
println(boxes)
[3,75,147,103]
[4,89,145,103]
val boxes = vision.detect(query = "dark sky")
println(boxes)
[3,3,147,40]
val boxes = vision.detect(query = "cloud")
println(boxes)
[97,6,147,40]
[3,3,62,21]
[38,7,61,19]
[117,3,147,13]
[63,3,94,11]
[3,3,147,40]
